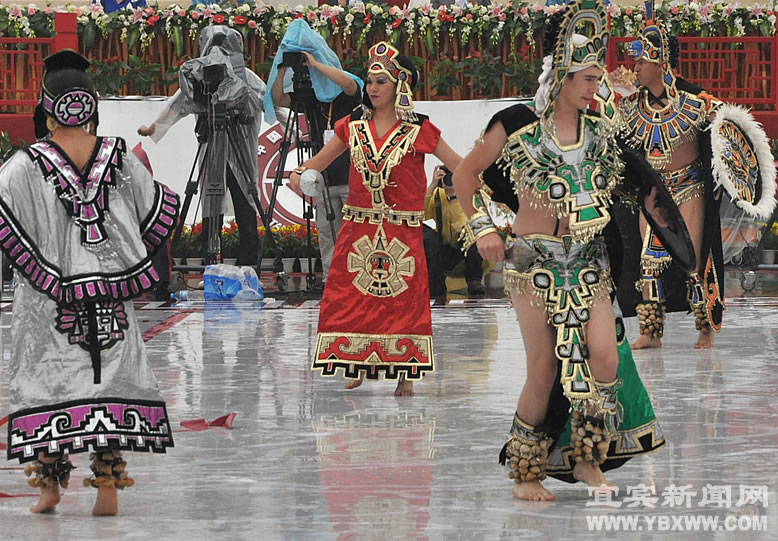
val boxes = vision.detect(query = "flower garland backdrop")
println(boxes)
[1,2,776,102]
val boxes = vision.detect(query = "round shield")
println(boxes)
[710,103,777,220]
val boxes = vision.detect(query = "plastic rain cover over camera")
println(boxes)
[176,26,251,116]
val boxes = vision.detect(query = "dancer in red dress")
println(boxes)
[289,42,461,396]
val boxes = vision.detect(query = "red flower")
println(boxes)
[391,18,402,29]
[363,13,371,24]
[295,13,304,19]
[213,14,225,23]
[147,15,160,25]
[234,15,247,25]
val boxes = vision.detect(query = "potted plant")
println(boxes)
[0,131,27,168]
[171,223,202,264]
[428,57,461,100]
[506,50,543,98]
[221,221,240,265]
[457,51,507,99]
[760,222,778,265]
[259,224,321,273]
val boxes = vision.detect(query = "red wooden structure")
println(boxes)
[608,35,778,137]
[0,13,78,143]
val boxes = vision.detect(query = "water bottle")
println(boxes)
[170,290,189,302]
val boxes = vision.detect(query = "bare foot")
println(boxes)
[512,480,556,501]
[394,378,414,397]
[30,485,60,513]
[631,334,662,349]
[344,375,364,390]
[694,331,714,349]
[92,486,119,516]
[573,462,616,491]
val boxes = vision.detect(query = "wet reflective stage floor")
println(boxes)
[1,271,777,540]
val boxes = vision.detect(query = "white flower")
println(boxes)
[371,5,382,15]
[422,16,430,24]
[345,13,354,23]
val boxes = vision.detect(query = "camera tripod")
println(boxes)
[260,61,339,292]
[170,85,288,289]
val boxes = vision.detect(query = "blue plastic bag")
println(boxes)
[204,265,264,301]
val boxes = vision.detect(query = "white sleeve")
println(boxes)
[150,90,188,143]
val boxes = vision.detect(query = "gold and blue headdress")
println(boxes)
[628,0,678,104]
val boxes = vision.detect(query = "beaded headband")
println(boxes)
[39,50,98,129]
[41,86,98,128]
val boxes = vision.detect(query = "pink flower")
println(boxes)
[191,11,201,20]
[752,6,764,17]
[179,10,187,17]
[9,6,22,18]
[248,20,257,29]
[28,7,36,15]
[606,5,618,17]
[354,3,365,14]
[626,8,633,16]
[133,9,144,23]
[202,9,212,18]
[499,12,506,21]
[90,5,102,14]
[520,7,528,16]
[491,7,502,17]
[699,5,711,17]
[466,13,472,20]
[44,7,52,15]
[306,11,316,22]
[145,8,155,16]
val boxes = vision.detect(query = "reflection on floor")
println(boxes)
[1,275,777,539]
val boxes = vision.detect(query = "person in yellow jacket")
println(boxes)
[423,166,486,297]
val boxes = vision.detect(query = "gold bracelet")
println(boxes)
[292,166,307,176]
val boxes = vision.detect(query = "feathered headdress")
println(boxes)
[536,0,616,130]
[628,0,679,106]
